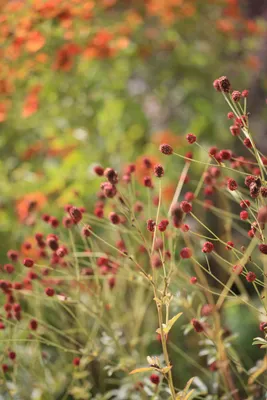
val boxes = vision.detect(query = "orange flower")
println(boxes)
[25,31,46,53]
[16,192,47,223]
[53,43,80,71]
[20,237,40,261]
[0,102,8,122]
[22,86,42,118]
[162,183,176,202]
[135,154,160,183]
[0,79,13,95]
[245,55,261,71]
[152,130,182,149]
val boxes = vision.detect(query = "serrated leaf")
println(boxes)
[129,367,154,375]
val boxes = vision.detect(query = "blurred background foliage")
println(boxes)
[0,0,267,258]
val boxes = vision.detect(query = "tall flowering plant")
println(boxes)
[0,77,267,398]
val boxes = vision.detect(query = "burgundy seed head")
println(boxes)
[150,374,160,385]
[2,364,8,373]
[184,192,195,202]
[45,287,55,297]
[243,138,252,148]
[227,112,234,119]
[219,149,232,160]
[108,276,116,289]
[180,247,192,259]
[250,183,260,198]
[201,304,214,316]
[101,182,117,198]
[180,201,192,213]
[29,319,38,330]
[181,223,189,232]
[50,217,59,228]
[23,258,34,268]
[153,164,164,178]
[246,271,256,282]
[217,76,231,93]
[68,206,83,223]
[202,241,214,253]
[230,125,240,136]
[259,244,267,255]
[143,176,153,188]
[171,204,184,228]
[4,264,14,274]
[7,250,19,262]
[42,214,50,222]
[94,207,104,218]
[240,211,249,220]
[109,212,120,225]
[190,276,197,284]
[46,235,59,251]
[227,178,238,191]
[240,200,250,209]
[73,357,80,366]
[93,165,104,176]
[209,146,217,156]
[186,133,196,144]
[226,241,234,250]
[261,187,267,198]
[143,157,152,169]
[8,351,16,360]
[147,219,156,232]
[191,318,204,333]
[104,168,118,185]
[231,90,241,102]
[82,225,92,237]
[62,216,73,228]
[158,219,169,232]
[159,143,173,155]
[213,79,221,91]
[245,175,255,187]
[242,89,249,97]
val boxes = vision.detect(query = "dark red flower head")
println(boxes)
[231,91,241,102]
[216,76,231,93]
[246,271,256,282]
[104,168,118,185]
[191,318,204,333]
[159,143,173,155]
[147,219,156,232]
[259,244,267,255]
[94,165,104,176]
[202,241,214,253]
[180,247,192,259]
[69,206,83,223]
[154,164,164,178]
[23,258,34,268]
[180,201,192,213]
[186,133,196,144]
[150,374,160,385]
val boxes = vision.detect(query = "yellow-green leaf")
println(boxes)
[129,367,154,375]
[164,312,183,334]
[161,365,172,374]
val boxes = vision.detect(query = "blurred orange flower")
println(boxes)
[16,192,47,223]
[152,130,182,149]
[25,31,46,53]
